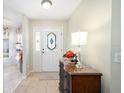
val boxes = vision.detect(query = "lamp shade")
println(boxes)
[72,32,87,45]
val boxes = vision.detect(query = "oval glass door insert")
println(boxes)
[47,32,56,50]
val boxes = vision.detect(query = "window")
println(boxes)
[47,32,56,50]
[36,32,41,51]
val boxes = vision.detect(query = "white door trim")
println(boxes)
[33,26,63,72]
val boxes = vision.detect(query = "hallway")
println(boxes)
[3,0,121,93]
[14,72,59,93]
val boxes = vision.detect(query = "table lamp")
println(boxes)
[71,31,87,67]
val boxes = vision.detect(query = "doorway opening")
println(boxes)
[3,19,23,93]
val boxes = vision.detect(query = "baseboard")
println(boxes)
[12,71,32,93]
[26,70,32,78]
[12,76,25,93]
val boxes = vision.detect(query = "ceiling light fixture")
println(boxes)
[41,0,52,9]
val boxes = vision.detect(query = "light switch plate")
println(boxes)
[113,52,121,63]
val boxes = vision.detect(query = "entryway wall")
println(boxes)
[29,20,68,72]
[66,0,112,93]
[66,0,121,93]
[111,0,121,93]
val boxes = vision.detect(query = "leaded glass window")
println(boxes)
[47,32,56,50]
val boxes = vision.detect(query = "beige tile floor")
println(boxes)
[14,73,59,93]
[4,58,23,93]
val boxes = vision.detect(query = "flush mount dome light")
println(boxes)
[41,0,52,9]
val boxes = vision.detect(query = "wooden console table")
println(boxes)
[59,61,102,93]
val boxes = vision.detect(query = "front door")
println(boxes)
[33,27,63,72]
[41,28,63,71]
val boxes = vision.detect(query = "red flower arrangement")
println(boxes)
[63,50,78,63]
[64,50,75,58]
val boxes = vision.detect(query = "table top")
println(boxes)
[68,66,102,76]
[60,61,102,76]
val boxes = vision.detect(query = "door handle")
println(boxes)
[42,48,45,54]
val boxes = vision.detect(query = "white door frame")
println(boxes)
[33,26,63,72]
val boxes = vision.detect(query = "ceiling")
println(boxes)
[3,0,82,20]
